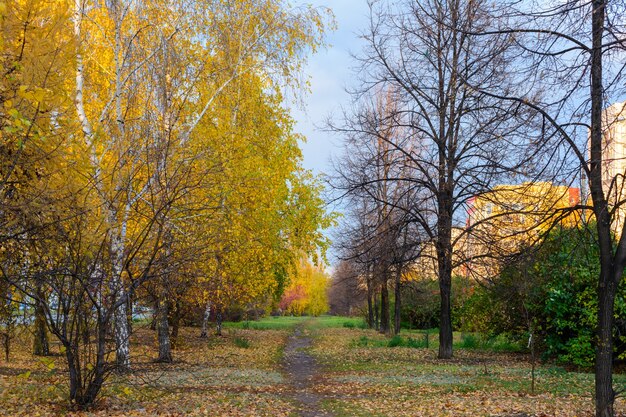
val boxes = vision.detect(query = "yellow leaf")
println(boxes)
[17,371,31,380]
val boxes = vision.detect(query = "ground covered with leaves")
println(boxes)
[0,317,624,416]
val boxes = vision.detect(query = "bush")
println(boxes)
[459,334,480,349]
[458,225,626,368]
[387,335,403,347]
[406,336,428,349]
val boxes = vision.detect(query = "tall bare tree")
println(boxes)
[335,0,547,358]
[468,1,626,415]
[331,88,422,334]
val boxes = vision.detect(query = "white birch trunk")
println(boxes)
[200,301,211,338]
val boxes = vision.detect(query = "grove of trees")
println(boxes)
[0,0,332,408]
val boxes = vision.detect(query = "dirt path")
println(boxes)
[282,325,333,417]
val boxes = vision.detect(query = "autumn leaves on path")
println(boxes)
[282,325,333,417]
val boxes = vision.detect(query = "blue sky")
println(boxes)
[291,1,370,176]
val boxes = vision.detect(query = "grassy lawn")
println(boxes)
[223,315,366,331]
[306,323,626,417]
[0,316,624,416]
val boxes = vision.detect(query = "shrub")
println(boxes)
[406,336,428,349]
[459,334,480,349]
[458,225,626,367]
[387,335,403,347]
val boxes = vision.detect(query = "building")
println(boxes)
[463,182,580,279]
[593,101,626,234]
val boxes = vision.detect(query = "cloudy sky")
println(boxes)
[290,0,370,176]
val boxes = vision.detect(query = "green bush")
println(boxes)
[387,335,403,347]
[458,225,626,368]
[406,336,428,349]
[459,334,480,349]
[354,335,371,347]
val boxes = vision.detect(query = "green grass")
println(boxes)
[306,316,367,329]
[223,315,367,331]
[455,333,523,352]
[223,316,307,330]
[352,334,430,349]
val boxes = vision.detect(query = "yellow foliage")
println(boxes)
[280,258,329,317]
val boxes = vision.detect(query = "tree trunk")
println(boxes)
[216,311,223,336]
[33,301,49,356]
[66,323,108,409]
[111,225,131,371]
[126,292,133,331]
[393,267,402,335]
[436,190,454,359]
[366,273,374,329]
[379,279,390,334]
[588,1,614,415]
[113,295,131,370]
[2,332,9,362]
[374,289,380,331]
[150,300,157,331]
[156,299,172,363]
[438,270,453,359]
[170,300,181,349]
[200,301,211,338]
[66,347,82,405]
[595,266,617,417]
[437,223,454,359]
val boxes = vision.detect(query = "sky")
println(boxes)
[287,1,371,267]
[290,0,370,176]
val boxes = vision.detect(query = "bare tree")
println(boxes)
[329,260,366,316]
[465,1,626,415]
[332,0,548,358]
[331,88,423,334]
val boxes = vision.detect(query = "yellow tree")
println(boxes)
[0,0,76,357]
[193,68,333,334]
[70,0,331,368]
[279,257,330,317]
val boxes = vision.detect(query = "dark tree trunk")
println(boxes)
[596,269,616,417]
[437,209,454,359]
[2,332,9,362]
[379,279,390,334]
[155,299,172,363]
[66,320,108,408]
[33,301,49,356]
[126,292,133,331]
[170,300,181,348]
[587,1,615,415]
[66,347,81,404]
[374,288,380,331]
[150,300,158,331]
[436,122,454,362]
[393,267,402,335]
[366,271,374,328]
[216,311,223,336]
[438,266,453,359]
